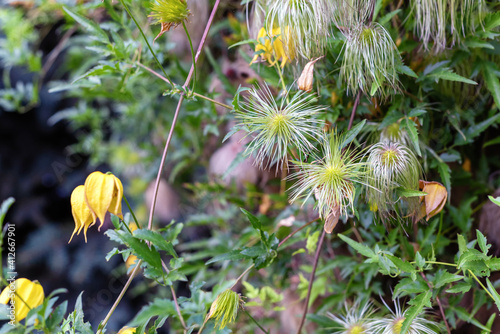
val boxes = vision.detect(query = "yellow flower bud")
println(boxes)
[84,171,123,230]
[69,185,94,243]
[297,57,322,93]
[0,278,44,323]
[149,0,190,42]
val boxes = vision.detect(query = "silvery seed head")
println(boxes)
[330,0,374,34]
[366,141,422,219]
[234,84,326,170]
[327,300,377,334]
[266,0,330,60]
[370,298,440,334]
[288,131,367,225]
[340,23,401,99]
[412,0,486,52]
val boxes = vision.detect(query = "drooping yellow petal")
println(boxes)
[84,172,116,230]
[69,185,94,243]
[0,278,44,322]
[108,175,124,219]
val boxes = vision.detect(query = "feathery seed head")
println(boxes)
[366,141,421,219]
[327,300,376,334]
[266,0,330,60]
[234,84,325,170]
[340,23,401,99]
[330,0,374,34]
[370,298,440,334]
[289,131,367,231]
[207,289,243,330]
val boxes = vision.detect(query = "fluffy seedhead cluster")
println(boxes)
[340,23,401,99]
[265,0,330,60]
[234,84,325,170]
[328,299,441,334]
[366,141,422,219]
[412,0,486,52]
[289,132,367,232]
[330,0,374,33]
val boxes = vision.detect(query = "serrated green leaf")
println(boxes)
[400,290,432,334]
[446,282,472,293]
[401,117,421,156]
[394,277,428,297]
[115,230,162,271]
[133,229,178,258]
[486,278,500,312]
[341,119,366,149]
[338,234,376,259]
[432,270,463,289]
[477,230,491,255]
[415,251,425,270]
[428,69,478,85]
[63,7,109,44]
[241,208,262,230]
[386,255,416,274]
[397,65,418,78]
[240,245,266,257]
[458,234,467,257]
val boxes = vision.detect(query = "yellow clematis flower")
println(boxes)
[69,171,123,243]
[117,326,145,334]
[0,278,44,323]
[251,27,294,68]
[84,171,123,230]
[69,185,94,243]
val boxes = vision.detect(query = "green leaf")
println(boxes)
[486,278,500,312]
[206,250,249,265]
[341,119,366,149]
[401,117,421,156]
[483,136,500,148]
[432,270,463,289]
[240,208,262,230]
[415,251,425,270]
[306,231,320,255]
[437,161,451,197]
[446,282,472,293]
[476,230,491,255]
[394,277,429,297]
[338,234,376,259]
[222,150,246,180]
[427,68,478,85]
[0,197,15,226]
[130,298,176,327]
[63,7,109,44]
[114,230,162,271]
[396,187,427,198]
[386,255,416,274]
[133,229,178,258]
[489,196,500,207]
[397,65,418,78]
[400,290,432,334]
[379,110,403,130]
[370,80,380,96]
[240,245,266,257]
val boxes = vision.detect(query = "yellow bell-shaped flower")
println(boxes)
[0,278,44,322]
[69,185,94,243]
[69,171,123,243]
[84,171,123,230]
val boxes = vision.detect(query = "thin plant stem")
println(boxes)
[182,20,197,92]
[136,61,232,109]
[230,264,255,289]
[347,92,361,130]
[119,0,173,87]
[295,229,326,334]
[243,308,270,334]
[96,260,142,334]
[275,63,289,103]
[468,269,496,301]
[124,194,142,230]
[278,217,319,248]
[419,272,451,334]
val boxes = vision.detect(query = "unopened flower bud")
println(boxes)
[149,0,190,42]
[297,57,322,93]
[416,180,447,221]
